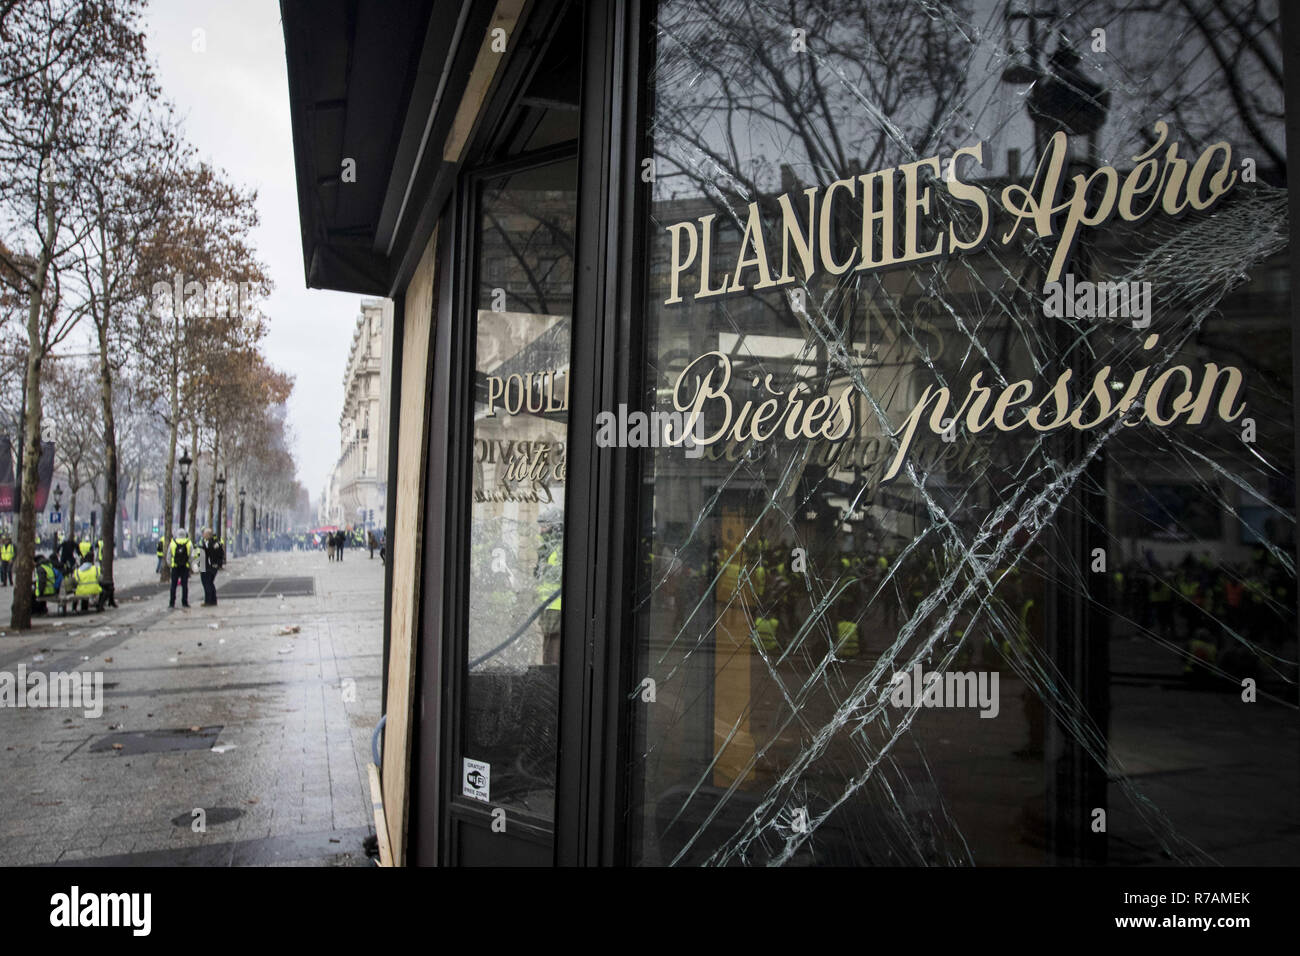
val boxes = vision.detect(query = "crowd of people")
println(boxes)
[0,519,386,619]
[0,529,120,616]
[321,528,382,561]
[243,529,380,556]
[246,527,385,561]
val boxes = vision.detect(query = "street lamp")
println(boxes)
[216,473,227,541]
[177,448,193,528]
[238,488,246,554]
[998,6,1108,165]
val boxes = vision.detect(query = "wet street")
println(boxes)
[0,548,383,866]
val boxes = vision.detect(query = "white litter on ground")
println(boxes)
[211,744,236,754]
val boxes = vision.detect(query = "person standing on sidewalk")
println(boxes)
[199,527,225,606]
[59,534,77,575]
[0,535,13,586]
[169,527,193,609]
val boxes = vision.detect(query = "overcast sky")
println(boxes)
[144,0,358,504]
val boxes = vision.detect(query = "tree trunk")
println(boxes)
[188,422,200,532]
[96,303,118,606]
[206,454,216,531]
[161,318,179,581]
[133,465,140,529]
[233,474,241,556]
[11,181,56,630]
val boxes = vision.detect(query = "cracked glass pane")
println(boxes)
[627,0,1296,865]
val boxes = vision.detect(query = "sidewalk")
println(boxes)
[0,549,386,866]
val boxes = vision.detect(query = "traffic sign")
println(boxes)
[49,511,62,523]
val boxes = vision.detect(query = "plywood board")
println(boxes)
[443,0,528,164]
[368,762,394,867]
[381,227,438,865]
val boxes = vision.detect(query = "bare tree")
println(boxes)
[0,0,154,627]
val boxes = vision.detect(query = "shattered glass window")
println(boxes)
[627,0,1296,865]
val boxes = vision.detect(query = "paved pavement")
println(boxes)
[0,549,385,866]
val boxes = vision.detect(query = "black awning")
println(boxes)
[281,0,470,295]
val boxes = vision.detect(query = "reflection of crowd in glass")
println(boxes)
[648,536,899,661]
[647,535,1296,687]
[1111,549,1295,680]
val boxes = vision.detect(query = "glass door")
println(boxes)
[449,155,578,865]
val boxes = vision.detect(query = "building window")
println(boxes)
[624,0,1294,867]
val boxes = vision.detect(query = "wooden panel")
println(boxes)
[442,0,528,164]
[368,762,393,867]
[381,227,438,865]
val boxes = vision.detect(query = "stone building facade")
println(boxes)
[323,297,392,531]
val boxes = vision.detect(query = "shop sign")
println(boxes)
[662,121,1239,304]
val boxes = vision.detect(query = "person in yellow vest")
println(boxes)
[78,538,92,562]
[32,553,59,614]
[832,594,860,658]
[156,536,166,574]
[0,535,13,587]
[835,619,860,658]
[755,615,780,655]
[537,543,562,666]
[168,528,193,609]
[73,554,104,613]
[716,547,742,601]
[752,558,768,600]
